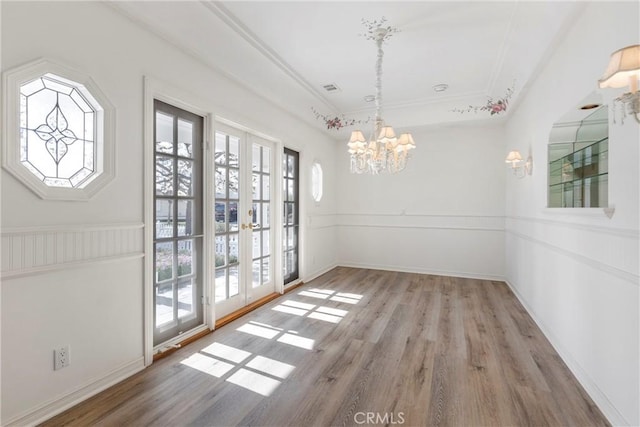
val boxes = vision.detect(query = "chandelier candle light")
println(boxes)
[348,18,416,174]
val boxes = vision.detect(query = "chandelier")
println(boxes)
[347,18,416,174]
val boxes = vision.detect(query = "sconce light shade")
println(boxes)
[598,44,640,90]
[505,150,523,167]
[505,149,532,177]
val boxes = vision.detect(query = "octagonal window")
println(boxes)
[20,73,101,188]
[3,59,115,200]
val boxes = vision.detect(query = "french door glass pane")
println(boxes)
[251,143,271,289]
[215,131,243,302]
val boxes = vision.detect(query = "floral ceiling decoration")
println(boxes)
[451,82,516,116]
[311,107,370,130]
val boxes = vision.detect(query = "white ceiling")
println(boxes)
[111,1,586,138]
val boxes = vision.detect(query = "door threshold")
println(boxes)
[153,327,212,362]
[216,281,305,328]
[215,292,281,329]
[155,282,306,362]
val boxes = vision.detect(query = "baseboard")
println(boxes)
[337,261,505,282]
[302,263,339,283]
[504,279,629,426]
[5,357,145,427]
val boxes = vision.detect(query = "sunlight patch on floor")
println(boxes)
[237,322,281,339]
[201,342,251,364]
[246,355,295,379]
[181,342,296,397]
[180,352,234,378]
[277,332,315,350]
[226,368,281,397]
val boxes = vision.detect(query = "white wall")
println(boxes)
[0,2,337,424]
[336,124,506,279]
[503,2,639,425]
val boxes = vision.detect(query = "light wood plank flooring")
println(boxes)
[42,267,609,426]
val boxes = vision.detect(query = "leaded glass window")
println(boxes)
[20,73,101,188]
[3,59,114,200]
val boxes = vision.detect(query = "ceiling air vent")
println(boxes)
[322,83,341,93]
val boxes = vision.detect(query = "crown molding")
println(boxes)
[105,1,332,138]
[201,1,337,112]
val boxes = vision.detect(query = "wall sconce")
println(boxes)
[598,44,640,124]
[505,150,532,178]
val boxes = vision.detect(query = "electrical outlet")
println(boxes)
[54,345,70,370]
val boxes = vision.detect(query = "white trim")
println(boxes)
[504,279,628,427]
[283,278,303,290]
[303,263,339,284]
[1,252,144,280]
[337,224,504,232]
[4,357,145,427]
[508,214,638,239]
[542,207,615,219]
[307,224,337,231]
[338,262,505,282]
[153,324,211,355]
[1,222,144,235]
[201,2,334,113]
[2,57,116,201]
[106,2,335,138]
[335,212,504,218]
[506,228,639,286]
[143,76,213,365]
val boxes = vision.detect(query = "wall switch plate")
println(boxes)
[54,345,70,370]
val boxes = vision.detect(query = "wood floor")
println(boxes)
[43,267,609,426]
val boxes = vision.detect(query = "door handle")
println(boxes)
[241,223,254,230]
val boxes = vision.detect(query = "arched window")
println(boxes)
[311,162,323,202]
[3,59,115,200]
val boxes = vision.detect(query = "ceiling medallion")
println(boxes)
[451,82,515,116]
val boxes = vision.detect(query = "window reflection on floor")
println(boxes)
[181,286,362,397]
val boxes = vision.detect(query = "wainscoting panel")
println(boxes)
[334,213,505,279]
[506,216,639,285]
[1,223,144,279]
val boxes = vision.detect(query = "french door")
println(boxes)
[214,123,276,318]
[153,100,204,346]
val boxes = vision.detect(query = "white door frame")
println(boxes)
[143,78,284,365]
[143,77,214,366]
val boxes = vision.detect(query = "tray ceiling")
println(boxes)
[111,1,585,137]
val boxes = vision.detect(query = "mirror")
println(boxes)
[548,93,609,208]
